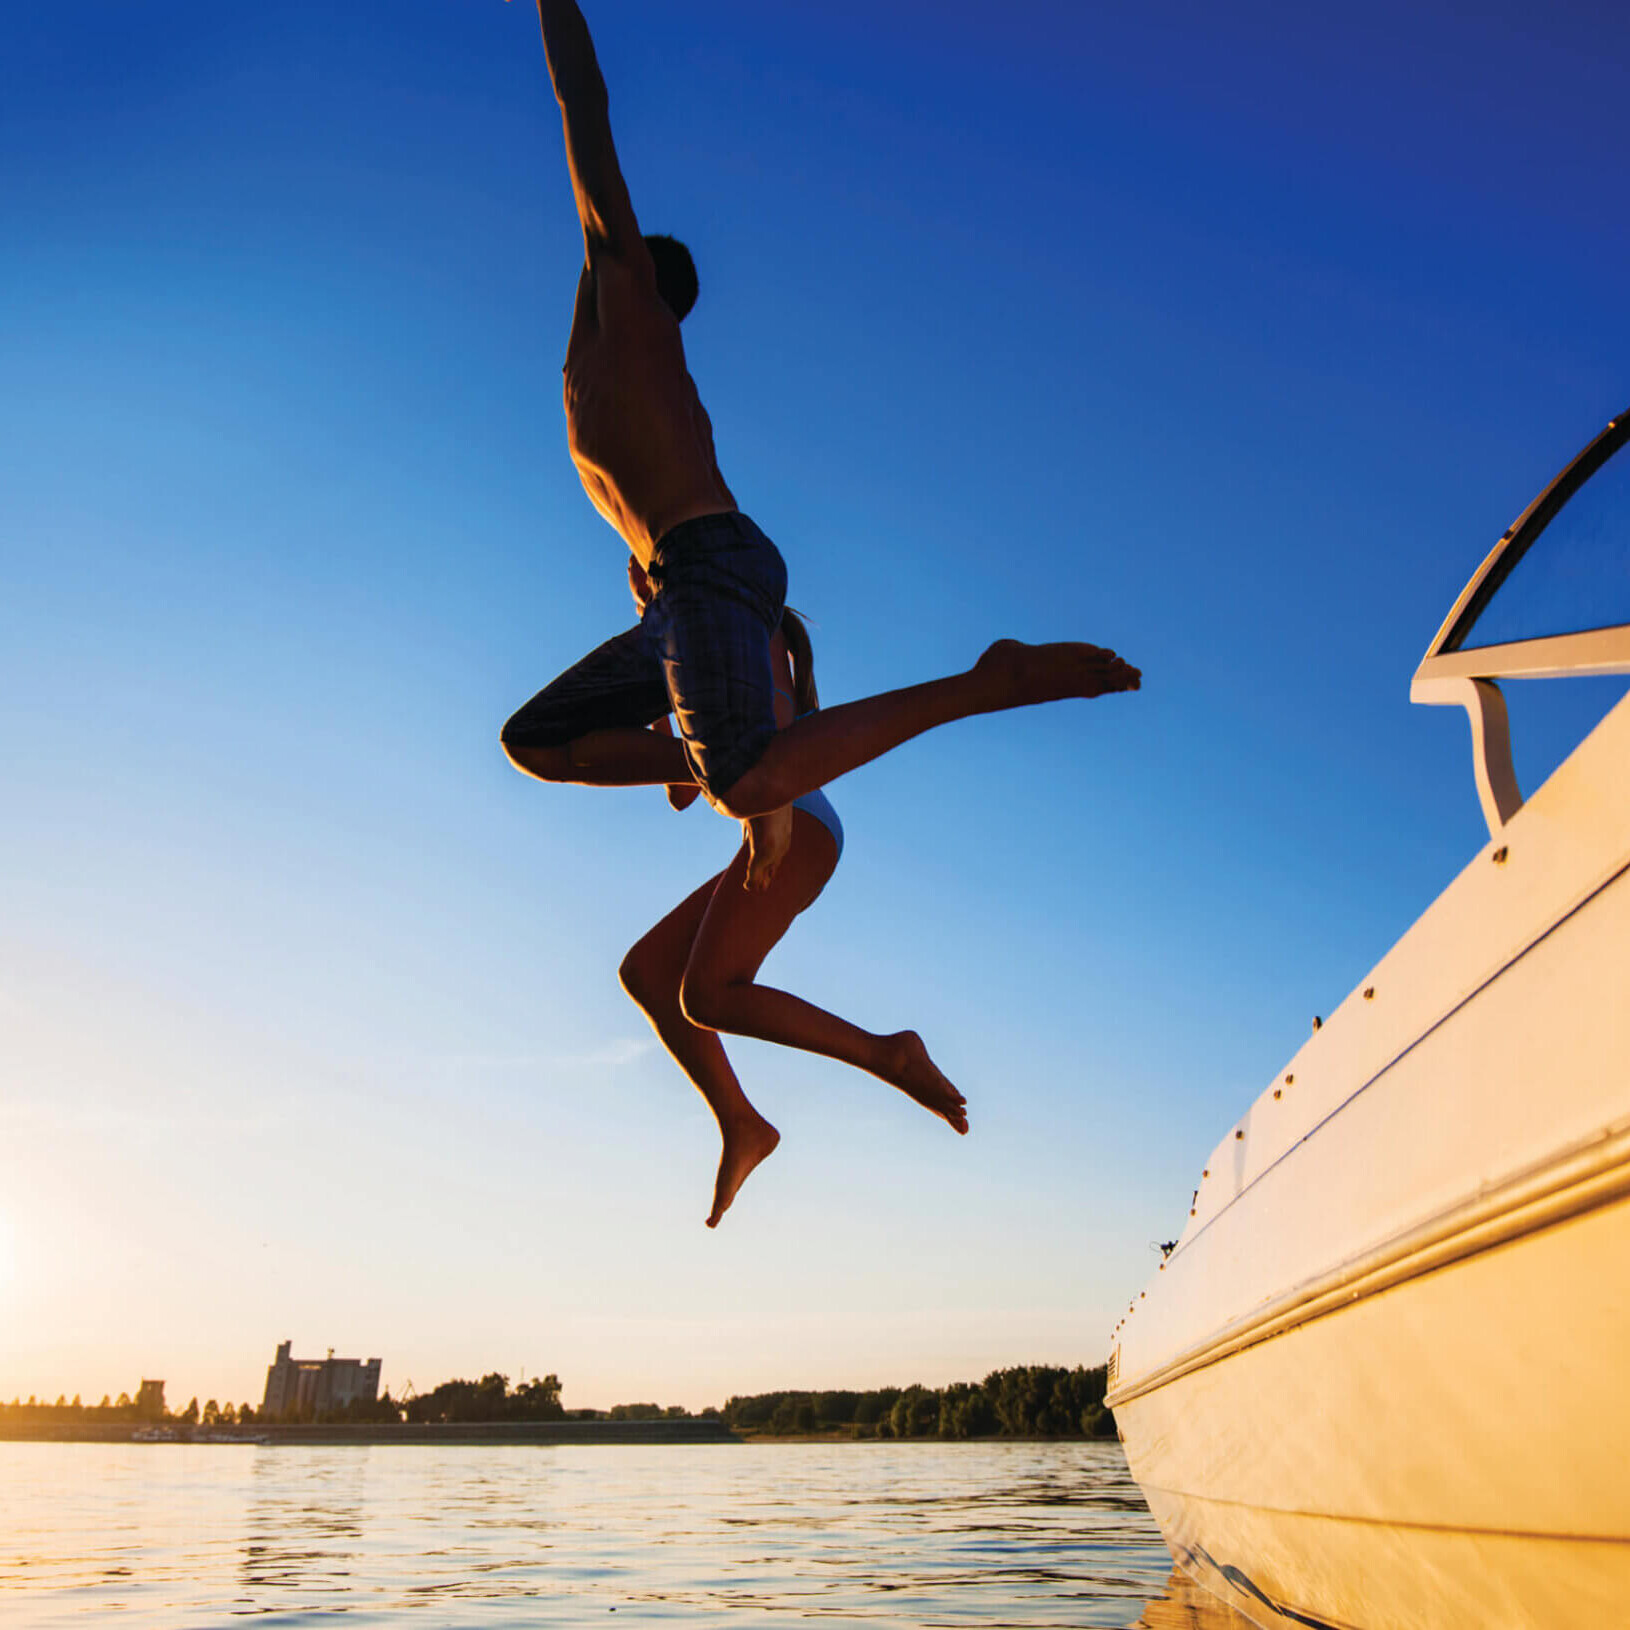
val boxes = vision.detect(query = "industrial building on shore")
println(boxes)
[261,1341,381,1417]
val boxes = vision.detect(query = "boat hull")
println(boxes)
[1109,690,1630,1627]
[1119,1183,1630,1628]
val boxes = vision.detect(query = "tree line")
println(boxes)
[720,1365,1114,1439]
[0,1393,261,1428]
[402,1372,564,1423]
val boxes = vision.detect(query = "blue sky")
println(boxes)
[3,0,1626,1411]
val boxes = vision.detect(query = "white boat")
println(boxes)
[1108,408,1630,1630]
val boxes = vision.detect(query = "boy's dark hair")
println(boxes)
[644,234,698,322]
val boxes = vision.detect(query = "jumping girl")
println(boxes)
[615,560,967,1228]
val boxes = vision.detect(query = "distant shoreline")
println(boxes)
[0,1422,1117,1449]
[0,1419,738,1447]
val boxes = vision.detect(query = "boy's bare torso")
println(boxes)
[563,256,737,567]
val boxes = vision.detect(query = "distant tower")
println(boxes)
[136,1380,165,1419]
[262,1340,296,1414]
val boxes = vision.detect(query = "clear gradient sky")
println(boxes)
[4,0,1627,1413]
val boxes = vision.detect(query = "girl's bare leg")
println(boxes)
[681,817,968,1135]
[623,811,965,1225]
[620,873,780,1227]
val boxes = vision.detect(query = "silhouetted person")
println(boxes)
[616,558,964,1226]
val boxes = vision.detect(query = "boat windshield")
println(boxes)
[1445,433,1630,652]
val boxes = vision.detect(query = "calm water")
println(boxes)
[0,1440,1252,1628]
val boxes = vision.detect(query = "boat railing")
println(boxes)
[1411,406,1630,839]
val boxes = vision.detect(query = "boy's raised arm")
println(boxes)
[535,0,641,256]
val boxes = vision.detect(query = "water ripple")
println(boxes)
[0,1439,1216,1627]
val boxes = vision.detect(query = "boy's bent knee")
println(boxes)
[618,950,651,1009]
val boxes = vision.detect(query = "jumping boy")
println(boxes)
[501,0,1141,893]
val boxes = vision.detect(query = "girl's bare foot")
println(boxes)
[972,638,1141,708]
[707,1115,781,1228]
[878,1031,968,1134]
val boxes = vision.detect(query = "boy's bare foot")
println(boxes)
[878,1031,968,1135]
[744,805,794,892]
[972,638,1141,709]
[708,1114,781,1228]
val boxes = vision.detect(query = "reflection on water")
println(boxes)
[1131,1570,1276,1629]
[0,1438,1235,1627]
[241,1447,367,1597]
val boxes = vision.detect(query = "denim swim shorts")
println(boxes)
[500,512,788,804]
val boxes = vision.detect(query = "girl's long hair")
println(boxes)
[780,607,818,715]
